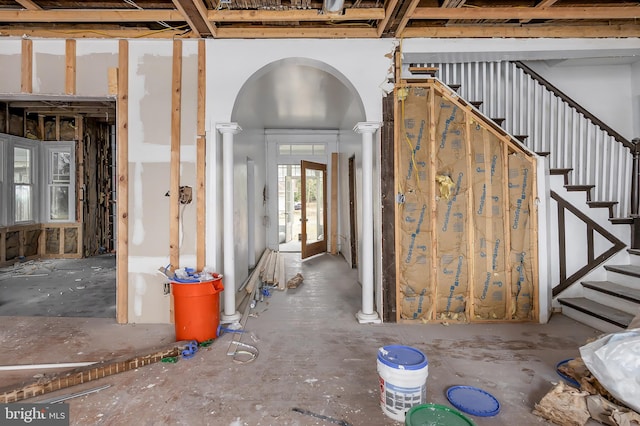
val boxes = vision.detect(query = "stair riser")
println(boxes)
[583,288,640,315]
[559,305,625,333]
[604,271,640,290]
[629,253,640,267]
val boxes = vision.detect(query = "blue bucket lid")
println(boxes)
[378,345,428,370]
[446,386,500,417]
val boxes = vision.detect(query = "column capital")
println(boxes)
[353,122,382,134]
[216,123,242,134]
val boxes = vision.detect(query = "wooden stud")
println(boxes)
[16,0,42,10]
[503,143,513,320]
[531,157,540,321]
[429,83,438,321]
[65,39,76,95]
[38,115,44,140]
[214,27,377,39]
[21,39,32,93]
[169,40,183,323]
[465,113,475,322]
[393,53,401,323]
[411,6,640,20]
[196,39,206,271]
[55,116,60,141]
[401,25,640,39]
[116,39,129,325]
[330,152,338,255]
[76,116,85,255]
[107,68,118,96]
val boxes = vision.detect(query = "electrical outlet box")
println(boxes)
[164,282,171,295]
[179,186,193,204]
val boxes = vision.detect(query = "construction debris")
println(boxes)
[0,342,192,403]
[287,273,304,289]
[244,249,285,294]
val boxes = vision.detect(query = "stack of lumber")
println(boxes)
[244,249,286,294]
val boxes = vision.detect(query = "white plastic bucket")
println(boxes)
[377,345,429,422]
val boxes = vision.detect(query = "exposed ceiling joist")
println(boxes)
[0,9,184,23]
[375,0,398,37]
[395,0,420,37]
[208,8,384,22]
[402,24,640,39]
[173,0,216,37]
[410,6,640,21]
[0,27,189,38]
[214,27,378,38]
[520,0,560,24]
[14,0,41,10]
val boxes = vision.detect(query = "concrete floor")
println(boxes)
[0,253,603,425]
[0,254,116,318]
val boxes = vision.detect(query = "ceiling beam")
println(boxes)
[214,27,378,38]
[440,0,466,7]
[0,9,185,23]
[410,6,640,20]
[396,0,421,36]
[0,27,192,38]
[376,0,399,37]
[521,0,560,24]
[172,0,216,36]
[15,0,41,10]
[208,8,384,22]
[401,24,640,38]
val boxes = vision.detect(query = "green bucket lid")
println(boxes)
[405,403,476,426]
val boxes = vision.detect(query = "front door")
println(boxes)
[301,160,327,259]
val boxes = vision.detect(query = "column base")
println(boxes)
[221,311,242,324]
[356,310,382,324]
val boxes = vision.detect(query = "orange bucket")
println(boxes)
[171,275,224,343]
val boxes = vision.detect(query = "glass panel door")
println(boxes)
[301,160,327,259]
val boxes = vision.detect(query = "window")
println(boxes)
[13,142,37,223]
[43,142,75,222]
[0,134,75,226]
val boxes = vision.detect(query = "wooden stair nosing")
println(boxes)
[448,84,461,92]
[470,101,483,108]
[604,264,640,278]
[558,297,632,329]
[611,217,633,225]
[565,184,595,201]
[514,134,528,142]
[582,280,640,304]
[535,151,550,157]
[586,201,618,218]
[491,117,505,126]
[628,248,640,256]
[550,168,572,185]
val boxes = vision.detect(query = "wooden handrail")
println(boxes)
[513,61,633,150]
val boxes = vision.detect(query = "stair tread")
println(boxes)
[611,217,633,225]
[587,201,618,206]
[604,264,640,277]
[550,168,573,174]
[558,297,633,328]
[628,248,640,256]
[566,184,595,190]
[536,151,550,157]
[582,281,640,303]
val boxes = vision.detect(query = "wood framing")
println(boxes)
[169,40,183,323]
[196,39,206,271]
[401,25,640,38]
[21,39,32,93]
[395,80,538,323]
[410,6,640,20]
[65,39,76,95]
[0,9,185,22]
[116,40,129,325]
[208,8,384,22]
[0,223,83,267]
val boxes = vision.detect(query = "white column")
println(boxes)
[217,123,242,323]
[354,122,382,324]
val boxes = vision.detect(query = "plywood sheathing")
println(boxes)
[395,81,538,323]
[116,39,129,325]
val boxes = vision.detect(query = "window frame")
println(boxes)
[41,141,76,223]
[11,136,39,225]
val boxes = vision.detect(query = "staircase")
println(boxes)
[558,251,640,332]
[410,60,640,332]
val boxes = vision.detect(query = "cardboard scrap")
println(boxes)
[287,273,304,289]
[533,382,591,426]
